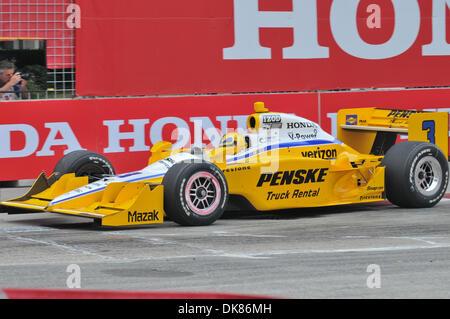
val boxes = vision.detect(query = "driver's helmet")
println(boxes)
[220,132,247,155]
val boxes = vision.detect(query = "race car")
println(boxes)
[1,102,449,227]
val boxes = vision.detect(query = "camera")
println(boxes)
[18,72,32,81]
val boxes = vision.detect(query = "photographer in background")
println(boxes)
[0,60,30,101]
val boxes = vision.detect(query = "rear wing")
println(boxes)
[337,108,449,159]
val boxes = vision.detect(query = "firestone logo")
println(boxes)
[223,0,450,60]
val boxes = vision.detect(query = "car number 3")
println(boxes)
[422,120,436,144]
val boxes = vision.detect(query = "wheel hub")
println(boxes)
[196,187,207,199]
[414,156,442,196]
[185,172,221,216]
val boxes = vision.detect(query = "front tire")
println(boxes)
[54,150,115,183]
[162,161,228,226]
[383,141,449,208]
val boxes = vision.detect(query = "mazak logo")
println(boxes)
[256,168,329,187]
[128,210,160,223]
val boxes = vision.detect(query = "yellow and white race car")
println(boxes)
[1,102,449,227]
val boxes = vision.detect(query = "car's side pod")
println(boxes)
[337,108,449,159]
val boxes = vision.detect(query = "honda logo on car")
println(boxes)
[286,122,317,129]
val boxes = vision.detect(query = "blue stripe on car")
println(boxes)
[227,139,342,163]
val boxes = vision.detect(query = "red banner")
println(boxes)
[0,93,318,181]
[1,287,271,299]
[76,0,450,96]
[1,89,450,181]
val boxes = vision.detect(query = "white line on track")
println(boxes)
[211,231,286,238]
[385,236,441,245]
[0,226,55,233]
[246,243,450,258]
[7,235,114,260]
[87,242,450,262]
[1,240,450,266]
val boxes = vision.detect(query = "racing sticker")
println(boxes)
[261,114,282,129]
[346,115,358,125]
[222,165,251,173]
[262,114,281,124]
[301,148,337,159]
[128,210,160,223]
[256,168,329,187]
[266,188,321,200]
[387,110,418,119]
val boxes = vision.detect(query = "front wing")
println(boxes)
[1,173,165,227]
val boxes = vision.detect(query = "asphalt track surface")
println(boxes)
[1,176,450,299]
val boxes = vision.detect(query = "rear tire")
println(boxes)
[54,150,115,183]
[383,141,449,208]
[162,161,228,226]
